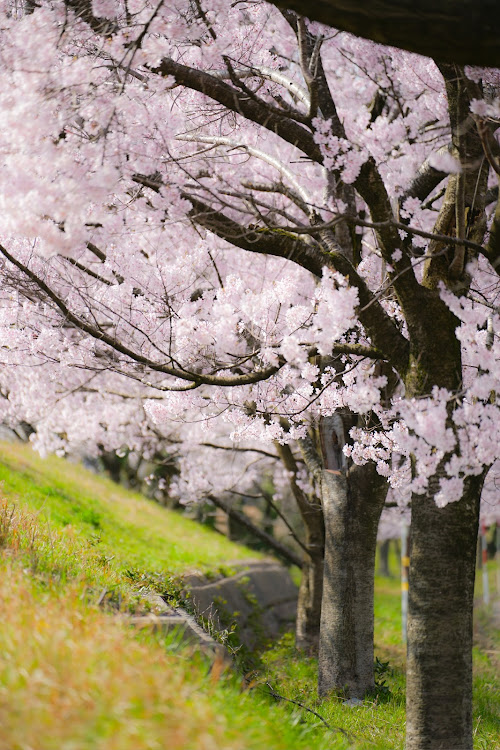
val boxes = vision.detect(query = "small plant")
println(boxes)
[97,552,115,567]
[217,564,238,579]
[199,605,240,656]
[123,569,188,608]
[0,499,15,547]
[372,656,393,701]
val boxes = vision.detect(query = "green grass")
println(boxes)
[260,569,500,749]
[0,443,335,750]
[0,440,260,576]
[0,506,333,750]
[0,439,498,749]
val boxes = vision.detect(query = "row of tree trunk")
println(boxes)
[224,405,485,750]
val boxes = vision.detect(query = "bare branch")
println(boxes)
[207,494,303,568]
[261,491,311,557]
[209,65,310,108]
[182,195,410,373]
[176,134,312,206]
[152,57,322,161]
[201,443,279,460]
[259,212,485,254]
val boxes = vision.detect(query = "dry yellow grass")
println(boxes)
[0,567,232,750]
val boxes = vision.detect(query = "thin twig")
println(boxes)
[262,682,354,740]
[261,493,310,557]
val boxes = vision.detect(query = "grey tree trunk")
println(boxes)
[378,539,392,577]
[405,472,484,750]
[400,61,490,749]
[275,442,325,653]
[295,529,324,652]
[318,462,387,698]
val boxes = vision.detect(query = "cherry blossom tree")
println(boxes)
[0,0,392,687]
[3,0,394,693]
[1,2,500,748]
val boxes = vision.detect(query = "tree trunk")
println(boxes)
[318,462,387,698]
[378,539,392,577]
[405,471,484,750]
[275,442,325,653]
[295,531,324,653]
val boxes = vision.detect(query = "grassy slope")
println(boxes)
[0,440,260,574]
[0,440,498,749]
[0,441,336,750]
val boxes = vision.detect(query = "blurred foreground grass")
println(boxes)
[0,502,332,750]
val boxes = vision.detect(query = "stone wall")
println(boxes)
[183,560,298,650]
[129,560,298,656]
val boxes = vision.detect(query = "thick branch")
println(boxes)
[275,442,322,523]
[273,1,500,67]
[185,195,410,372]
[422,64,488,287]
[207,494,303,568]
[340,216,485,255]
[298,435,323,481]
[328,342,385,359]
[154,47,410,283]
[63,0,117,34]
[153,58,322,161]
[401,148,450,205]
[187,196,410,372]
[185,194,326,276]
[154,45,422,305]
[484,182,500,272]
[260,213,485,255]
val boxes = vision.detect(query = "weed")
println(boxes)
[0,498,15,546]
[371,656,393,702]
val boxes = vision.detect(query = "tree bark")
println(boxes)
[275,442,325,652]
[274,1,500,67]
[405,472,484,750]
[295,543,324,653]
[399,59,491,747]
[318,462,387,697]
[378,539,391,577]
